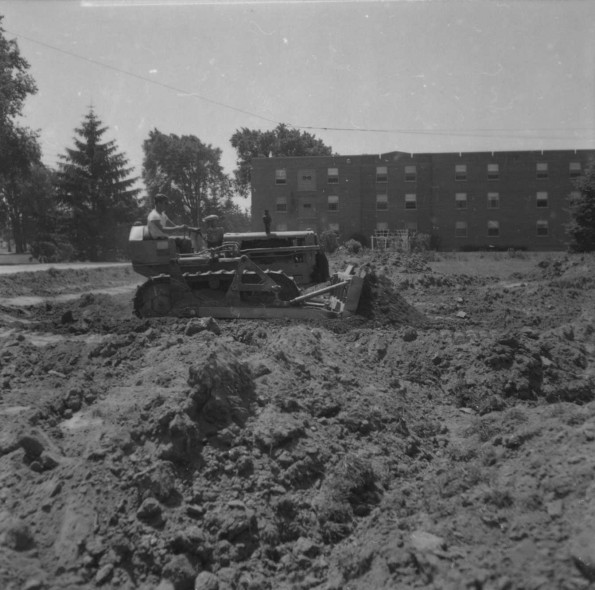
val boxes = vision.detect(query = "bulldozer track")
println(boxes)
[133,269,300,318]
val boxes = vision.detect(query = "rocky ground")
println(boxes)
[0,250,594,590]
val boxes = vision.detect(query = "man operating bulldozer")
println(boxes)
[147,193,197,253]
[202,215,224,248]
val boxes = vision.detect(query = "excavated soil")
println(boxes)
[1,252,595,590]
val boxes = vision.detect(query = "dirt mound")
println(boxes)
[357,269,428,327]
[0,253,595,589]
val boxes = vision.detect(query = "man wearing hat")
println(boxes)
[203,215,224,248]
[147,193,196,253]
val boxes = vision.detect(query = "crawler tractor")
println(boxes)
[128,226,365,320]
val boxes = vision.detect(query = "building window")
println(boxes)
[455,164,467,181]
[536,191,549,208]
[455,221,468,238]
[455,193,467,209]
[570,162,582,178]
[376,222,389,233]
[405,194,417,209]
[536,163,548,179]
[275,169,287,185]
[487,220,500,237]
[487,163,499,180]
[297,169,316,191]
[404,165,417,182]
[327,168,339,184]
[328,195,339,211]
[537,220,549,236]
[376,166,388,183]
[376,194,388,210]
[487,192,500,209]
[276,196,287,212]
[328,223,340,232]
[406,221,418,232]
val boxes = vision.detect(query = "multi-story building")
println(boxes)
[250,149,594,250]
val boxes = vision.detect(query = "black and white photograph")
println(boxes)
[0,0,594,588]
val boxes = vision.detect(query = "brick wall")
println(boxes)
[251,149,595,250]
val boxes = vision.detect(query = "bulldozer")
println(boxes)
[128,225,366,320]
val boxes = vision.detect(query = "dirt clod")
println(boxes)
[0,255,594,589]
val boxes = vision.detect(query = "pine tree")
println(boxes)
[57,108,141,260]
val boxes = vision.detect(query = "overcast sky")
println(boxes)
[1,0,594,207]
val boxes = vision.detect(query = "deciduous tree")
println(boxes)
[0,16,39,252]
[230,123,333,197]
[56,108,141,260]
[0,125,42,252]
[567,160,595,252]
[0,16,37,125]
[142,129,231,227]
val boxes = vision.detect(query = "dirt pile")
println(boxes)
[356,268,428,327]
[0,255,594,589]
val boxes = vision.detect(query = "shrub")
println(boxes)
[30,237,75,263]
[345,239,362,254]
[347,233,369,248]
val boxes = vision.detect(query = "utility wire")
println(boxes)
[6,28,281,126]
[7,27,595,142]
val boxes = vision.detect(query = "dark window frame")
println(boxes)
[536,192,549,208]
[405,194,417,210]
[487,220,500,237]
[487,192,500,209]
[404,165,417,182]
[455,221,468,238]
[275,169,287,185]
[536,163,549,180]
[455,193,468,209]
[376,166,388,183]
[328,195,339,211]
[487,163,499,181]
[376,194,389,210]
[455,164,467,182]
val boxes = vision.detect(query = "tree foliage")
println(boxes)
[142,129,232,227]
[56,108,141,261]
[566,159,595,252]
[0,16,37,125]
[0,19,41,252]
[230,123,333,197]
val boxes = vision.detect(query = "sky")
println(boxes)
[1,0,595,209]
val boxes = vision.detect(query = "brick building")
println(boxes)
[250,149,595,250]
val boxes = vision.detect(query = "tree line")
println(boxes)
[0,17,333,261]
[1,16,594,259]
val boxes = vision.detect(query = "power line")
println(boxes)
[7,27,595,143]
[6,28,280,126]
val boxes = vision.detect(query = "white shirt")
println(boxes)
[147,208,171,239]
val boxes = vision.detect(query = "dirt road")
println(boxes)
[0,251,594,590]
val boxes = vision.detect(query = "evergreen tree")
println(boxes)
[57,108,141,260]
[566,159,595,252]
